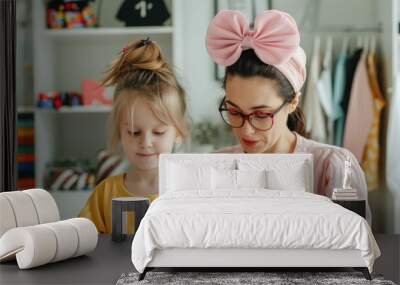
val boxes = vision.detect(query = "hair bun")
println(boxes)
[122,38,166,70]
[102,38,169,86]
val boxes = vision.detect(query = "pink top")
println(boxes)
[343,51,374,161]
[216,133,371,223]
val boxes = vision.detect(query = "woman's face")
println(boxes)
[119,95,180,171]
[224,75,293,153]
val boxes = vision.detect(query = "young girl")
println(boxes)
[79,38,189,233]
[206,10,371,223]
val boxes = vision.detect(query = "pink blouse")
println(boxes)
[216,133,371,223]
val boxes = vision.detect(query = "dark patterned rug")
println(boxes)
[116,271,396,285]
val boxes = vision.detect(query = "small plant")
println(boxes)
[191,120,236,148]
[192,121,218,145]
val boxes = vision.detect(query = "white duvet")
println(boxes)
[131,190,380,273]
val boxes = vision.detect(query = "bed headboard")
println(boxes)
[159,153,314,195]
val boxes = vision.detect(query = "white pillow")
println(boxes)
[167,163,212,191]
[267,164,307,191]
[212,168,268,190]
[236,169,267,189]
[212,168,237,190]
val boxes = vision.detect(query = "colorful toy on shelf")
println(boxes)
[70,92,83,106]
[60,91,83,107]
[65,9,85,29]
[46,0,97,29]
[47,6,65,29]
[36,91,83,110]
[37,91,60,109]
[82,80,113,106]
[81,5,96,27]
[52,93,63,110]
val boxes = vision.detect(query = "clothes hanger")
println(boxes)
[341,36,349,55]
[363,35,370,54]
[314,35,321,55]
[323,35,333,68]
[356,35,362,48]
[370,34,376,55]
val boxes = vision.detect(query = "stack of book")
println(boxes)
[332,188,358,200]
[17,112,35,189]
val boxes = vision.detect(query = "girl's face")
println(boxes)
[224,75,294,153]
[119,95,180,171]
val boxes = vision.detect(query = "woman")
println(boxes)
[206,10,370,222]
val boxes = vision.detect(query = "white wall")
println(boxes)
[391,0,400,234]
[16,0,33,107]
[178,0,222,123]
[178,0,399,233]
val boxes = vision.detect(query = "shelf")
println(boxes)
[43,27,174,38]
[17,106,36,113]
[50,188,94,192]
[35,105,112,113]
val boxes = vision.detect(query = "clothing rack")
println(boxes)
[312,25,382,33]
[298,0,383,35]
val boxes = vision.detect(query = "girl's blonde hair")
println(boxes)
[102,38,189,151]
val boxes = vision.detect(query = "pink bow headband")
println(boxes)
[206,10,306,93]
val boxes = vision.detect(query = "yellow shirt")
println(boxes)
[79,174,158,234]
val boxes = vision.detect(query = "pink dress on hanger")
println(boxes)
[343,51,374,162]
[216,132,371,224]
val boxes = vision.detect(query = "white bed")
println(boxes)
[131,154,380,280]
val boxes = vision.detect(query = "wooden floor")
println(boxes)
[0,234,398,284]
[373,234,400,284]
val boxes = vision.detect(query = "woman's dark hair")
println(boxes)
[222,49,306,137]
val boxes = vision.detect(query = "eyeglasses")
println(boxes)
[218,98,288,131]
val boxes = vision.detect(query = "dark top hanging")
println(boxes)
[342,48,363,121]
[116,0,170,27]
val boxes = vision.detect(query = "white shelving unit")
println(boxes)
[43,27,174,38]
[35,105,112,113]
[32,0,183,219]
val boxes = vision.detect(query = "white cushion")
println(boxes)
[237,158,308,192]
[211,169,268,191]
[267,164,307,191]
[0,196,17,237]
[42,220,79,262]
[167,163,212,191]
[0,189,60,238]
[64,218,98,257]
[236,169,267,189]
[24,189,60,224]
[0,192,39,227]
[212,168,237,190]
